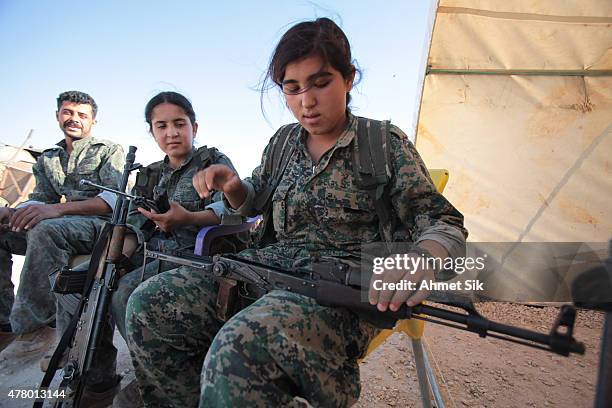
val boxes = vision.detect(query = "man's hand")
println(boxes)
[137,201,191,233]
[0,207,13,231]
[0,207,12,223]
[192,164,242,199]
[368,252,436,312]
[9,204,63,232]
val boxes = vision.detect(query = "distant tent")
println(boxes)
[0,138,41,207]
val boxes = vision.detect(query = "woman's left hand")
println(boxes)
[137,201,191,232]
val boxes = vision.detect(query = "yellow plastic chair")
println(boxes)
[361,168,449,408]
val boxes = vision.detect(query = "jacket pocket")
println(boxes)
[317,191,375,228]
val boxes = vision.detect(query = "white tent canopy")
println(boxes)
[415,0,612,243]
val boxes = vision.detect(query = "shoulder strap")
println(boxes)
[251,123,299,247]
[253,123,300,213]
[353,117,394,242]
[191,145,213,170]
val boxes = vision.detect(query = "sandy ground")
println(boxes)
[356,304,603,408]
[0,258,605,407]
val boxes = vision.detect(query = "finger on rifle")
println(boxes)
[388,272,417,311]
[406,288,430,307]
[368,273,381,306]
[373,268,405,312]
[137,207,161,220]
[11,207,35,231]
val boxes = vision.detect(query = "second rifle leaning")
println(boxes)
[35,146,141,408]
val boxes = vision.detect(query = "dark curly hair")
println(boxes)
[144,91,196,132]
[262,18,360,108]
[56,91,98,118]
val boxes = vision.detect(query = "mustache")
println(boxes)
[63,120,82,129]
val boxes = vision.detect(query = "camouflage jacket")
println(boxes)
[129,146,236,249]
[26,136,124,210]
[232,114,468,259]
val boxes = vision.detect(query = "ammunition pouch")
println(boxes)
[133,162,162,201]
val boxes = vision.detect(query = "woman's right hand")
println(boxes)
[193,165,247,210]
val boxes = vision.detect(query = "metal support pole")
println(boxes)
[412,338,434,408]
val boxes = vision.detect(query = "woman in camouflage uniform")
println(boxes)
[111,91,238,338]
[52,91,238,404]
[126,19,467,407]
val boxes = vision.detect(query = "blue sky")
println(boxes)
[0,0,434,176]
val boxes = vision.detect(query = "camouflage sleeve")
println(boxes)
[97,144,126,209]
[28,156,61,204]
[388,126,468,259]
[205,148,241,219]
[224,130,278,216]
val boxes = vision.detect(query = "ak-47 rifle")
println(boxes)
[34,146,142,408]
[144,249,586,357]
[81,179,169,214]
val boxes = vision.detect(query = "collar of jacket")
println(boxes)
[293,112,358,151]
[161,146,199,172]
[45,136,102,153]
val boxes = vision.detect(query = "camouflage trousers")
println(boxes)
[0,216,105,333]
[126,246,379,408]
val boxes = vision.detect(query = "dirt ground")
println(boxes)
[356,303,604,408]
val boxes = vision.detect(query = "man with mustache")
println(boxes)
[0,91,124,358]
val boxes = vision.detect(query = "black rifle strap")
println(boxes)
[35,222,114,407]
